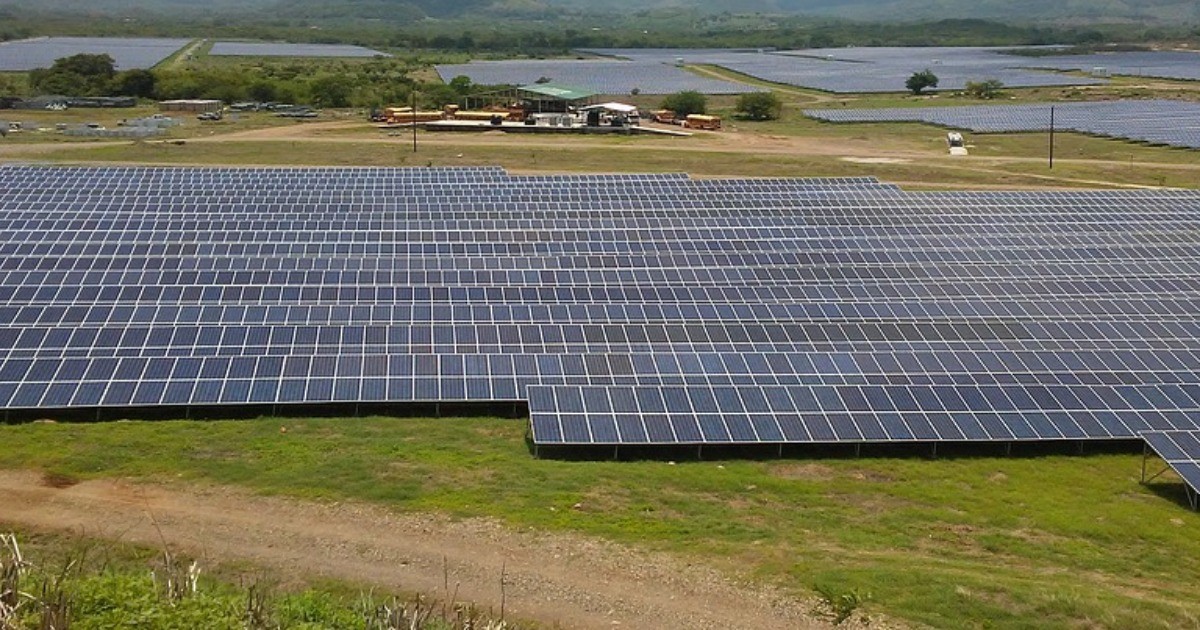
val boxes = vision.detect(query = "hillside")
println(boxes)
[8,0,1200,23]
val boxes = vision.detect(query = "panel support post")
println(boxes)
[1005,442,1012,457]
[1048,106,1055,170]
[930,442,938,459]
[412,90,418,153]
[854,443,861,458]
[1141,441,1149,483]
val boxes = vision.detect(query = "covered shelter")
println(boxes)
[464,83,598,115]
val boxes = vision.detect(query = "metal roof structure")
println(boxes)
[517,83,598,101]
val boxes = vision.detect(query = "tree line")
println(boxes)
[19,53,483,109]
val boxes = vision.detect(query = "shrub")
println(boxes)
[660,91,707,117]
[735,91,783,120]
[965,78,1004,99]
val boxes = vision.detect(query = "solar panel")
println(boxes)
[578,47,1111,93]
[0,37,193,71]
[804,101,1200,150]
[434,59,762,95]
[4,165,1200,465]
[209,42,390,58]
[1141,430,1200,508]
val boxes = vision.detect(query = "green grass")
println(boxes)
[0,526,510,629]
[1,416,1198,628]
[24,133,1199,190]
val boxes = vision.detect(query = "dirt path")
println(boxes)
[164,38,206,71]
[0,470,822,630]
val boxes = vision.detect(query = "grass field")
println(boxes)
[0,525,515,629]
[21,131,1199,190]
[1,416,1198,628]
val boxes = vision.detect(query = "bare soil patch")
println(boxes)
[0,470,824,630]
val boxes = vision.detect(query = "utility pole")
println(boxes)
[411,90,418,153]
[1048,106,1055,170]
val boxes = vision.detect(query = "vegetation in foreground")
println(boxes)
[0,529,518,629]
[0,417,1197,628]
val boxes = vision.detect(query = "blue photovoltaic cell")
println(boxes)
[3,164,1200,456]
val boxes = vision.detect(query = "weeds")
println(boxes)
[1,534,29,629]
[814,583,871,625]
[0,532,522,630]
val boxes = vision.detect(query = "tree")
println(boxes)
[112,69,156,98]
[661,91,707,117]
[29,53,117,96]
[448,75,473,94]
[964,79,1004,99]
[736,91,782,120]
[308,75,353,108]
[53,54,115,81]
[247,80,279,103]
[905,69,939,95]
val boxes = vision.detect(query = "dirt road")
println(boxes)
[0,470,822,629]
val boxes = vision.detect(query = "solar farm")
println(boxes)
[435,59,759,95]
[209,42,390,58]
[2,164,1200,508]
[580,46,1200,93]
[0,36,193,71]
[805,100,1200,149]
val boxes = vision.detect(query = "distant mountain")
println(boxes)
[538,0,1200,23]
[11,0,1200,23]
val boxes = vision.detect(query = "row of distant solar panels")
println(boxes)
[208,42,388,58]
[0,38,389,71]
[804,100,1200,150]
[0,37,193,72]
[576,47,1101,93]
[579,47,1200,93]
[434,59,763,95]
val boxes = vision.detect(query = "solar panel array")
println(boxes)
[804,100,1200,150]
[580,47,1108,93]
[1141,430,1200,505]
[0,37,193,72]
[4,165,1200,459]
[1018,51,1200,83]
[434,59,762,95]
[209,42,390,58]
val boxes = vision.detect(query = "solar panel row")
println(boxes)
[0,37,193,71]
[3,166,1200,459]
[1140,430,1200,506]
[209,42,389,58]
[804,101,1200,150]
[578,47,1110,93]
[433,59,762,95]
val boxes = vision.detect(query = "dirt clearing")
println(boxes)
[0,470,822,629]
